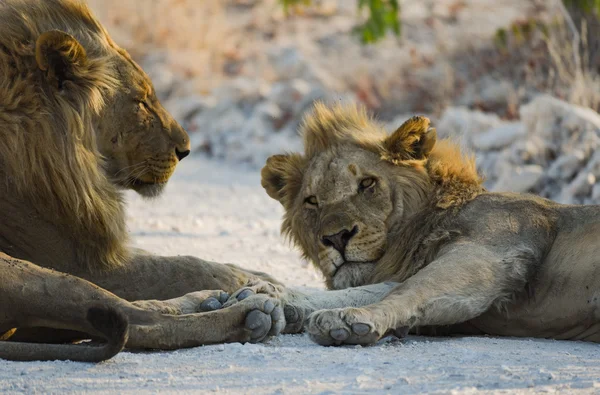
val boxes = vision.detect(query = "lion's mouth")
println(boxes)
[331,261,377,289]
[331,260,372,277]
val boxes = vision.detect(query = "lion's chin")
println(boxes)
[331,262,376,290]
[130,180,166,199]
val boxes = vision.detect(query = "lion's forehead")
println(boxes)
[306,159,354,203]
[305,150,378,202]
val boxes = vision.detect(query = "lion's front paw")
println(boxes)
[306,308,382,346]
[131,290,230,315]
[238,294,285,343]
[225,280,286,307]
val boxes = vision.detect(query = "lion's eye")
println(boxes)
[359,177,376,190]
[137,100,149,111]
[305,196,318,206]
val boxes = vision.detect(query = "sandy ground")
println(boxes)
[1,156,600,394]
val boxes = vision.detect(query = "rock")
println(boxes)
[238,103,282,143]
[164,95,217,124]
[255,102,285,129]
[267,79,329,117]
[268,80,307,114]
[520,95,600,159]
[141,56,177,100]
[476,152,500,184]
[546,152,585,180]
[558,171,596,204]
[492,165,544,193]
[507,136,549,166]
[471,122,524,151]
[268,47,306,79]
[458,77,516,114]
[437,107,503,146]
[592,183,600,202]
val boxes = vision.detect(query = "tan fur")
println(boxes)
[262,103,600,346]
[0,1,125,270]
[0,0,283,362]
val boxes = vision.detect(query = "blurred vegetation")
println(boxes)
[490,0,600,111]
[494,0,599,72]
[563,0,600,15]
[281,0,598,52]
[280,0,400,43]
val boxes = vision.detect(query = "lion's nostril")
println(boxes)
[321,226,359,255]
[342,226,359,244]
[321,237,334,247]
[175,148,190,161]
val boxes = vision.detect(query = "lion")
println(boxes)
[0,0,283,362]
[247,102,600,346]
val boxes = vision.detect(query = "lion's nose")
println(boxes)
[175,148,190,161]
[321,225,358,255]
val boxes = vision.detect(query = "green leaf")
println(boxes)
[279,0,401,44]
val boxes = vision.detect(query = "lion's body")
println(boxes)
[262,103,600,345]
[0,0,283,362]
[456,195,600,341]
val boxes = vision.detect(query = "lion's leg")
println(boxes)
[0,253,283,354]
[0,253,129,361]
[0,253,125,336]
[306,244,528,345]
[125,294,284,349]
[225,280,398,334]
[89,252,281,302]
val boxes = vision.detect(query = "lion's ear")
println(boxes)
[383,116,437,161]
[35,30,87,90]
[261,154,305,205]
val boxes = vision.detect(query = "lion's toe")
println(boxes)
[245,309,272,342]
[199,297,223,312]
[330,328,350,341]
[282,303,309,334]
[307,308,380,346]
[240,295,285,343]
[351,322,372,336]
[237,289,255,301]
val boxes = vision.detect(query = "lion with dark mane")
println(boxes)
[254,102,600,345]
[0,0,283,362]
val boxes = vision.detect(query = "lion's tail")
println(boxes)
[0,306,128,363]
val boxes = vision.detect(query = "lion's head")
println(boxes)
[2,0,189,199]
[262,103,483,289]
[34,14,190,198]
[92,47,191,198]
[0,0,191,269]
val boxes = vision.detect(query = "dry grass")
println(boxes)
[545,13,600,112]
